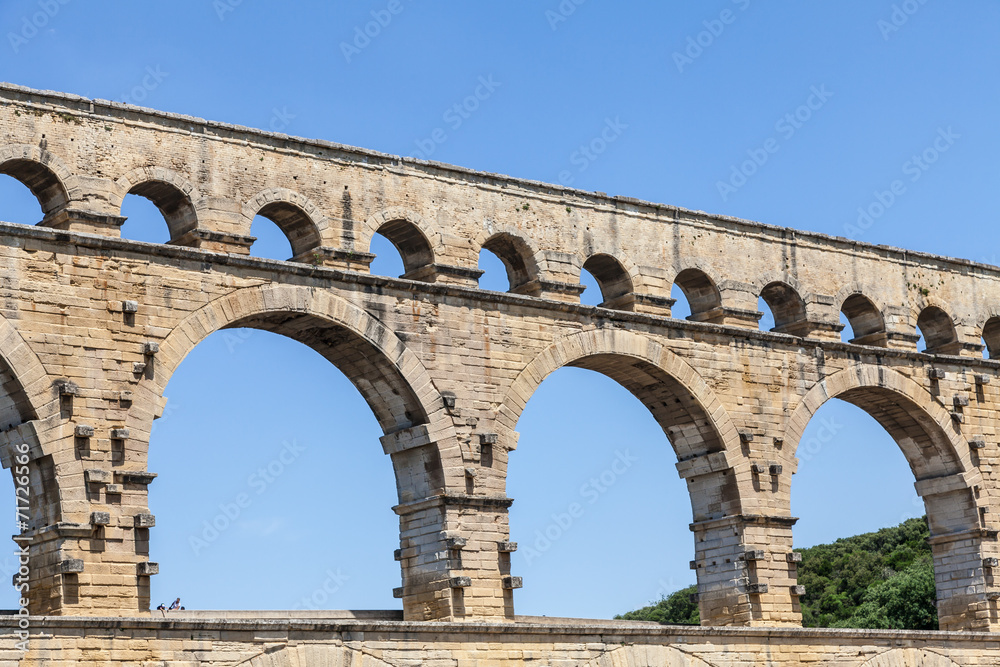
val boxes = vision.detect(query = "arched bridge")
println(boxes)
[1,83,999,640]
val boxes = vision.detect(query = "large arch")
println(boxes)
[785,364,985,630]
[496,328,742,512]
[145,284,459,494]
[0,145,72,218]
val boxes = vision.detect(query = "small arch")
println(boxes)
[582,254,634,308]
[0,157,70,217]
[672,268,721,320]
[241,189,325,260]
[917,306,959,354]
[982,316,1000,359]
[374,218,434,278]
[481,232,538,293]
[841,293,886,346]
[115,168,199,242]
[759,281,808,334]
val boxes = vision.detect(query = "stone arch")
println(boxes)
[581,253,636,308]
[362,207,436,278]
[582,645,718,667]
[235,644,396,667]
[241,188,326,259]
[672,267,722,319]
[0,144,72,217]
[758,280,809,334]
[840,292,887,346]
[114,166,201,241]
[981,314,1000,359]
[860,648,959,667]
[481,231,542,293]
[142,284,460,500]
[498,328,742,517]
[786,364,985,630]
[916,304,960,355]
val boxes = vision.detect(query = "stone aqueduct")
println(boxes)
[1,83,1000,664]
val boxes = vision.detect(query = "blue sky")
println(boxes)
[0,1,997,618]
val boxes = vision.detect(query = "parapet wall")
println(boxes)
[3,616,999,666]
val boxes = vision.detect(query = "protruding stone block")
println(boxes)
[746,582,769,594]
[498,541,518,553]
[983,558,999,568]
[502,576,523,590]
[74,425,94,438]
[769,464,783,475]
[122,300,139,313]
[90,511,111,526]
[59,559,84,574]
[955,395,970,407]
[133,362,146,374]
[110,428,130,440]
[134,513,156,528]
[445,536,467,549]
[929,368,947,380]
[449,576,471,588]
[137,562,159,576]
[791,585,806,596]
[392,587,404,599]
[971,439,987,449]
[143,341,160,355]
[106,484,123,495]
[743,550,766,561]
[974,374,991,385]
[393,549,403,561]
[84,469,112,484]
[787,552,803,563]
[751,463,767,474]
[479,433,498,445]
[57,381,80,396]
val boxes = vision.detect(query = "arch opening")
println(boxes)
[841,294,886,346]
[371,219,434,280]
[508,354,731,620]
[0,158,69,218]
[982,317,1000,359]
[793,397,936,629]
[480,233,537,293]
[789,372,982,630]
[249,215,295,261]
[149,327,405,611]
[760,282,808,335]
[121,181,198,242]
[0,174,47,225]
[253,202,320,260]
[917,306,959,355]
[672,269,721,320]
[582,254,634,309]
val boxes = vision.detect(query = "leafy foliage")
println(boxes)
[616,517,937,629]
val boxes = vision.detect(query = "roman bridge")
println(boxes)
[1,83,1000,664]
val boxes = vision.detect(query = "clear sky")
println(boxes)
[0,1,997,618]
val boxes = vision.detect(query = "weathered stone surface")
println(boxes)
[0,82,998,648]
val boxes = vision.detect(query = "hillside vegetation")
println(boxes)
[616,517,936,630]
